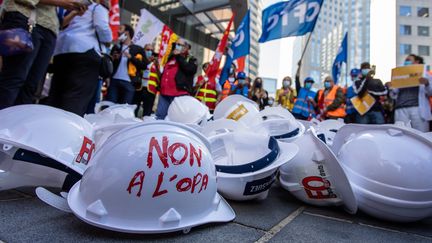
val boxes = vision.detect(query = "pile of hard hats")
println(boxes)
[0,98,431,236]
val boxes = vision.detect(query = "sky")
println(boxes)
[258,0,297,87]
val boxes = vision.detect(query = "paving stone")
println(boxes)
[269,213,432,243]
[229,184,302,231]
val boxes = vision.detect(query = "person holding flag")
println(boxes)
[155,38,197,120]
[219,63,237,101]
[345,68,361,123]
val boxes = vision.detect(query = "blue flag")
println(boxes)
[332,33,348,84]
[219,10,250,86]
[259,0,323,43]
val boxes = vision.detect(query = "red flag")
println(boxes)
[158,25,179,67]
[109,0,120,40]
[205,14,234,81]
[236,56,246,72]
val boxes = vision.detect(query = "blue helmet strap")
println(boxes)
[272,128,300,140]
[216,137,279,174]
[13,148,82,191]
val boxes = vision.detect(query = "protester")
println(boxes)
[293,74,317,120]
[390,54,432,132]
[195,62,219,113]
[106,24,147,105]
[313,76,346,120]
[155,38,197,120]
[276,76,296,111]
[230,71,249,98]
[219,63,237,101]
[344,68,360,123]
[0,0,87,109]
[46,2,111,116]
[133,44,160,117]
[353,62,387,124]
[249,77,268,110]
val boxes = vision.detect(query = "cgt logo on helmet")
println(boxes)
[302,164,337,199]
[75,136,95,165]
[127,136,209,198]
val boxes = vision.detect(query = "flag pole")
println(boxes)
[345,33,349,87]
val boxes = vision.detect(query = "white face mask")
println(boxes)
[118,33,127,43]
[283,81,290,88]
[228,77,235,83]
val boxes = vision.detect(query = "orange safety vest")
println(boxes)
[318,85,346,118]
[195,76,217,111]
[145,63,159,94]
[221,80,237,101]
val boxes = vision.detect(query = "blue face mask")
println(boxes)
[324,81,331,89]
[175,44,183,52]
[404,60,413,66]
[361,69,370,77]
[238,79,246,85]
[145,50,152,59]
[305,82,312,89]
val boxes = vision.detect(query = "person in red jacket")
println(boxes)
[155,38,198,119]
[194,62,218,113]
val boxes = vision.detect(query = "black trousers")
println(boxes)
[47,49,101,116]
[0,12,56,109]
[133,88,156,117]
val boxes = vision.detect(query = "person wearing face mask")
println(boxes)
[276,76,296,111]
[107,24,148,105]
[249,77,269,110]
[353,62,387,124]
[194,62,219,113]
[314,76,346,120]
[132,44,160,117]
[292,76,317,120]
[219,63,237,101]
[155,38,198,120]
[344,68,361,123]
[230,71,249,98]
[46,1,112,116]
[389,54,432,132]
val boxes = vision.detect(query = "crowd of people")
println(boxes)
[0,0,431,133]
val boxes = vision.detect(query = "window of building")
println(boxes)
[418,45,430,56]
[400,44,412,55]
[417,7,429,17]
[400,6,411,16]
[400,25,411,35]
[418,26,430,36]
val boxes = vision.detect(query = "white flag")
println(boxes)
[132,8,164,47]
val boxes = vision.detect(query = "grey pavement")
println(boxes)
[0,185,431,243]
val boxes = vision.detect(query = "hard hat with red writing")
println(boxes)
[279,128,357,214]
[0,105,95,176]
[213,95,261,127]
[313,118,345,146]
[166,96,211,126]
[209,131,299,201]
[67,121,235,233]
[251,107,305,143]
[332,124,432,222]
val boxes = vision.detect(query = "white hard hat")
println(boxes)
[93,123,136,148]
[201,119,248,138]
[94,101,115,114]
[279,128,357,214]
[0,145,67,191]
[67,121,235,233]
[251,107,305,143]
[313,119,345,146]
[0,105,95,175]
[213,95,261,127]
[332,124,432,222]
[209,131,299,201]
[166,96,210,126]
[85,104,141,129]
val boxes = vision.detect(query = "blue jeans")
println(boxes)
[356,111,385,124]
[106,79,135,104]
[156,95,175,120]
[0,12,56,109]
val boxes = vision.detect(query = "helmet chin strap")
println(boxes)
[216,137,280,174]
[12,148,82,191]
